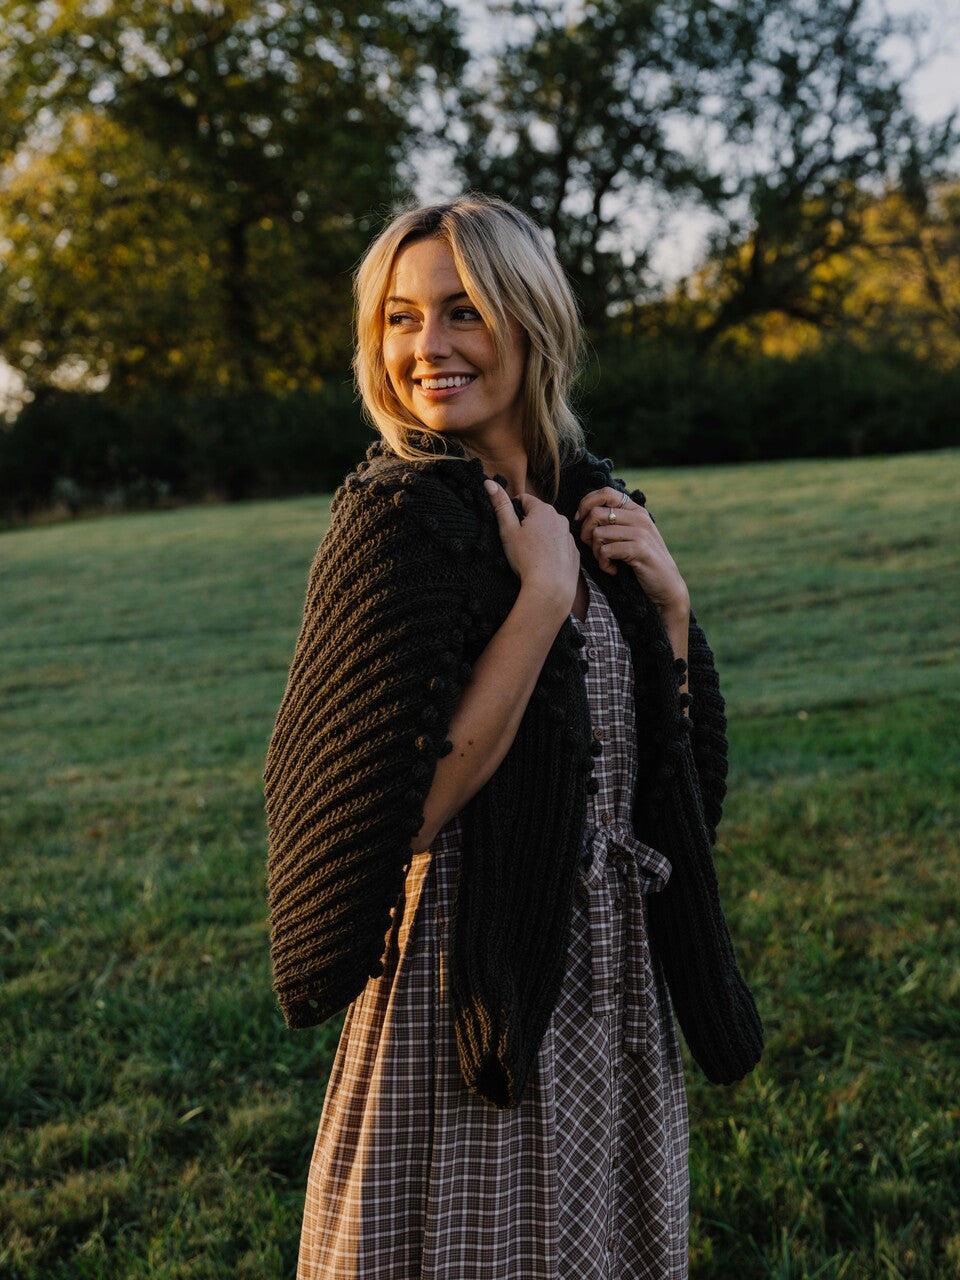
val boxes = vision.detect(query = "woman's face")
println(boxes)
[381,236,527,446]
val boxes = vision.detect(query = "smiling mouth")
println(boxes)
[415,374,478,391]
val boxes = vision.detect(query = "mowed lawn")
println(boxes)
[1,447,958,1279]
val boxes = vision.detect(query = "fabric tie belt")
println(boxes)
[576,816,672,1055]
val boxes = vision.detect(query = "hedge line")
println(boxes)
[2,344,957,521]
[579,340,960,464]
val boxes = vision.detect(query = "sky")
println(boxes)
[1,0,959,414]
[881,0,960,122]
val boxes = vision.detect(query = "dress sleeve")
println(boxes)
[263,476,475,1029]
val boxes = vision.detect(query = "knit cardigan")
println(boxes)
[263,430,764,1109]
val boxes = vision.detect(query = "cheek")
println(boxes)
[381,345,407,390]
[381,367,403,407]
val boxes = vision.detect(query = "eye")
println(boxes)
[452,306,483,322]
[385,311,414,326]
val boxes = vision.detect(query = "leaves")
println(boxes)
[0,0,956,397]
[0,0,466,396]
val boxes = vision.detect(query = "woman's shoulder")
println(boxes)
[326,448,484,555]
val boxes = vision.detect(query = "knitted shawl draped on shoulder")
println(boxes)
[263,431,763,1108]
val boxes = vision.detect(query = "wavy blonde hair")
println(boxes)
[353,193,586,502]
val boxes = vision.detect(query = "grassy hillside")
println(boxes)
[1,448,958,1278]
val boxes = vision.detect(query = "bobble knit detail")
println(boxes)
[264,433,763,1108]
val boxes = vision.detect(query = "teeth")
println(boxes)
[420,375,475,390]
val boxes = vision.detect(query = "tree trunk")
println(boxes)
[223,217,261,390]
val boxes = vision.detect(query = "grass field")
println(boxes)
[1,447,958,1279]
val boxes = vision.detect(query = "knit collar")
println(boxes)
[366,429,619,526]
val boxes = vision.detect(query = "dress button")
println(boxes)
[587,646,598,659]
[606,1237,616,1252]
[613,896,623,911]
[592,726,604,741]
[600,811,613,825]
[613,980,622,994]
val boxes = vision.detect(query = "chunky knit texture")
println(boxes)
[263,431,764,1108]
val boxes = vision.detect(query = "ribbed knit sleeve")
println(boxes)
[263,472,475,1029]
[685,611,728,845]
[644,726,764,1085]
[641,611,763,1085]
[445,620,594,1111]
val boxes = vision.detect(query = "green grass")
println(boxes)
[1,448,958,1279]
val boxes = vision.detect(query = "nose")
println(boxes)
[414,312,452,363]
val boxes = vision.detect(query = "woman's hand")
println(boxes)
[484,479,581,617]
[574,487,690,617]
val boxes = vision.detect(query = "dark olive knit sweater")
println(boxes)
[263,430,763,1109]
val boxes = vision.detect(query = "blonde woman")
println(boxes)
[264,194,763,1279]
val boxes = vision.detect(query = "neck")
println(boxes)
[457,439,542,501]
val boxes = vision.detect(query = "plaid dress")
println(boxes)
[297,565,690,1279]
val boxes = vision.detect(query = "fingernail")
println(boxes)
[483,478,498,494]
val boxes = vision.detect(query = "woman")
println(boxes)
[264,194,763,1279]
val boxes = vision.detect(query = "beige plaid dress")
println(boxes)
[297,564,690,1278]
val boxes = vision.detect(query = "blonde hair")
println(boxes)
[353,193,586,502]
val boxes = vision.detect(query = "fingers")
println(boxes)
[573,486,635,522]
[590,526,633,574]
[591,526,633,548]
[484,483,547,522]
[580,500,651,545]
[483,478,519,526]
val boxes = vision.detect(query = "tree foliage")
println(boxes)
[0,0,465,396]
[0,0,957,404]
[452,0,720,327]
[451,0,958,344]
[676,182,960,366]
[678,0,960,347]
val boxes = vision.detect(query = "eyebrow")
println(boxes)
[385,291,471,306]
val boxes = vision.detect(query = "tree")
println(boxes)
[680,0,960,349]
[682,182,960,366]
[452,0,719,328]
[0,0,466,397]
[449,0,958,345]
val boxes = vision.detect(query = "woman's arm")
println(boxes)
[411,584,568,854]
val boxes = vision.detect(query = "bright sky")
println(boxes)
[884,0,960,115]
[1,0,958,413]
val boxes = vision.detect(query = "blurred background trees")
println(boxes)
[0,0,957,518]
[0,0,465,397]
